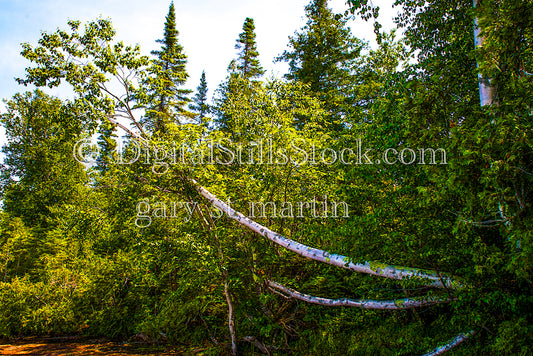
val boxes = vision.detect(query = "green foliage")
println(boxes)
[96,119,118,172]
[189,71,210,123]
[1,91,87,227]
[0,0,531,354]
[234,17,264,80]
[0,277,79,337]
[215,17,266,132]
[278,0,366,131]
[142,2,193,133]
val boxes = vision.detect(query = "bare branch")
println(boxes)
[460,219,506,227]
[225,282,237,356]
[242,336,270,355]
[266,280,452,310]
[107,116,148,146]
[422,330,475,356]
[97,81,147,137]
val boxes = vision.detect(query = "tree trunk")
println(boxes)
[473,0,497,107]
[266,280,453,310]
[225,282,238,356]
[108,118,461,290]
[194,182,459,289]
[422,330,475,355]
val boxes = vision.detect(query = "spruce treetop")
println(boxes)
[190,70,210,121]
[143,1,192,133]
[277,0,365,131]
[234,17,264,79]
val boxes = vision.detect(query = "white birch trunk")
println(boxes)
[422,330,475,355]
[195,182,458,289]
[107,117,460,289]
[224,282,238,356]
[473,0,497,106]
[266,280,453,310]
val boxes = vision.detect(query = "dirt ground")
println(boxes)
[0,336,197,355]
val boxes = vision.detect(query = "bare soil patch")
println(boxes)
[0,336,190,355]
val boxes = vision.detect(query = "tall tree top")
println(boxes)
[279,0,363,93]
[234,17,264,79]
[143,1,192,132]
[277,0,364,132]
[155,2,180,56]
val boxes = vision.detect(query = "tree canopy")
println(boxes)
[0,0,531,354]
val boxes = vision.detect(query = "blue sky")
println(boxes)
[0,0,397,142]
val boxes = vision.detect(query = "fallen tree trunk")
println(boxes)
[108,118,460,290]
[195,181,459,289]
[266,280,454,310]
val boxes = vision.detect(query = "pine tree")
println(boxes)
[278,0,365,131]
[189,71,209,122]
[234,17,264,79]
[143,2,192,133]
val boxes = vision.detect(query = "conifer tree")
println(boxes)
[278,0,364,131]
[143,2,192,133]
[214,18,264,132]
[96,120,117,172]
[189,71,209,122]
[234,17,264,79]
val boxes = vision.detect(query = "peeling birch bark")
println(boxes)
[195,182,458,289]
[106,115,460,290]
[422,330,475,356]
[266,280,453,310]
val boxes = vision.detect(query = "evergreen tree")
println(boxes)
[8,5,533,354]
[96,120,117,172]
[143,2,192,133]
[189,71,210,122]
[278,0,365,131]
[214,18,264,132]
[234,17,264,79]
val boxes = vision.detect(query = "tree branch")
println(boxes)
[225,282,238,356]
[266,280,453,310]
[422,330,475,356]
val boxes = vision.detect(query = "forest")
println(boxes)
[0,0,532,354]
